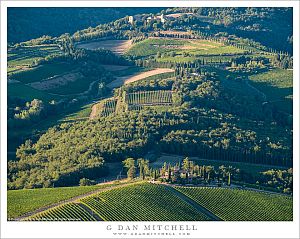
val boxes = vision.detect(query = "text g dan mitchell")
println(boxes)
[106,224,197,231]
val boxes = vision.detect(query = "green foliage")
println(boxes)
[79,178,96,186]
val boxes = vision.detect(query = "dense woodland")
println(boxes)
[7,7,293,190]
[8,8,163,43]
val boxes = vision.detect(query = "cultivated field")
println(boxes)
[7,185,106,219]
[10,63,76,83]
[76,40,132,55]
[249,69,293,114]
[127,38,245,57]
[28,71,84,91]
[107,68,174,89]
[18,182,292,221]
[8,44,62,74]
[176,187,293,221]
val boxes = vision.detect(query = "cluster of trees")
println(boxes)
[8,98,55,129]
[121,156,293,194]
[258,168,293,194]
[123,158,150,180]
[270,54,293,69]
[9,101,292,189]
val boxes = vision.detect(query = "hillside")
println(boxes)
[7,7,293,222]
[10,182,292,221]
[8,8,164,43]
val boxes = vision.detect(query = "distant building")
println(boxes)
[158,14,166,23]
[128,16,134,24]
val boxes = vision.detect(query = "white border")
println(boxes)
[1,1,299,239]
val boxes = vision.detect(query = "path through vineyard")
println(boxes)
[164,185,222,221]
[15,181,134,221]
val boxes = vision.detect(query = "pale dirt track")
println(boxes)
[107,68,174,89]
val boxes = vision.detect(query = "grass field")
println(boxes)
[8,83,61,102]
[249,69,293,114]
[8,44,62,74]
[175,187,293,221]
[127,38,245,57]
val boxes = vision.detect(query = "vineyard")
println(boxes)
[93,90,174,118]
[20,183,293,221]
[99,98,117,117]
[125,90,173,106]
[25,203,96,221]
[175,187,293,221]
[80,183,209,221]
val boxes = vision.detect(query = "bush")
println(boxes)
[79,178,96,186]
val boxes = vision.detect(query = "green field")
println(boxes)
[249,69,293,114]
[10,63,76,83]
[7,182,126,219]
[60,103,93,122]
[8,44,62,74]
[127,38,245,57]
[8,83,61,102]
[175,187,292,221]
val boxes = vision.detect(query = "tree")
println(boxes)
[79,178,95,186]
[123,158,136,179]
[137,158,149,180]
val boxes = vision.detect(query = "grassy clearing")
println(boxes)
[44,76,94,95]
[7,182,124,219]
[10,63,76,83]
[60,103,93,122]
[112,66,147,77]
[127,38,244,57]
[249,69,293,114]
